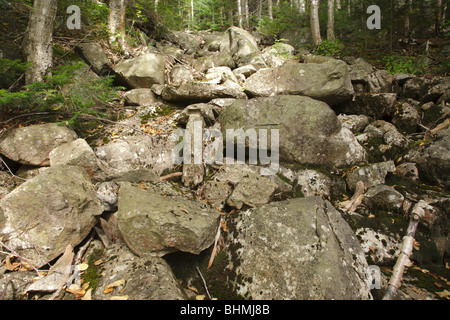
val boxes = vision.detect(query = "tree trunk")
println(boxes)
[23,0,58,84]
[327,0,335,40]
[436,0,443,34]
[191,0,195,29]
[244,0,249,28]
[108,0,128,50]
[310,0,322,47]
[237,0,243,28]
[268,0,274,20]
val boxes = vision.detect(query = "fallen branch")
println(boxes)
[196,266,212,300]
[207,220,222,270]
[160,172,182,181]
[338,181,365,212]
[383,200,434,300]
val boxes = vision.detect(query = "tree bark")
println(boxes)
[237,0,243,28]
[108,0,128,50]
[436,0,443,34]
[310,0,322,47]
[23,0,58,84]
[268,0,274,20]
[327,0,335,40]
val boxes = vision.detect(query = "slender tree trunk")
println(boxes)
[268,0,274,20]
[191,0,195,29]
[237,0,243,28]
[436,0,443,34]
[23,0,57,84]
[310,0,322,47]
[108,0,128,50]
[244,0,249,28]
[327,0,335,40]
[154,0,159,12]
[257,0,263,19]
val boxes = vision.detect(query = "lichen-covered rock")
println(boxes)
[225,197,372,299]
[218,95,366,169]
[356,228,402,264]
[161,81,247,103]
[117,183,220,257]
[345,161,396,191]
[123,88,158,106]
[243,59,354,105]
[92,244,186,300]
[0,123,78,166]
[405,128,450,189]
[363,185,405,212]
[392,101,420,134]
[113,53,165,88]
[0,165,102,268]
[49,138,100,178]
[75,42,109,75]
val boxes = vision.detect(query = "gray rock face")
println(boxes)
[113,53,165,88]
[76,42,109,75]
[49,138,99,178]
[117,183,221,257]
[0,165,102,267]
[226,27,263,67]
[225,197,372,299]
[405,128,450,189]
[0,123,78,166]
[218,95,366,168]
[161,81,247,102]
[243,59,354,105]
[392,102,420,134]
[345,161,396,191]
[95,135,176,177]
[363,184,405,212]
[92,244,186,300]
[123,88,158,106]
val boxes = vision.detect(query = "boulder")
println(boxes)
[291,169,346,198]
[343,93,397,119]
[0,165,102,267]
[0,123,78,166]
[391,101,420,134]
[113,53,165,88]
[95,135,176,177]
[224,197,372,299]
[405,128,450,189]
[192,52,235,72]
[243,59,354,106]
[95,181,119,211]
[218,95,366,169]
[345,161,396,191]
[356,228,402,265]
[169,65,195,87]
[75,42,109,75]
[226,27,262,67]
[161,81,247,103]
[338,114,370,133]
[226,172,278,209]
[117,183,221,257]
[363,184,405,212]
[205,67,238,84]
[92,244,186,300]
[49,138,100,178]
[123,88,158,106]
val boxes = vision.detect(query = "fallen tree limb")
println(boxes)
[383,200,434,300]
[338,181,365,212]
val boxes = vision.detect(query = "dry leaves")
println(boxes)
[103,278,125,294]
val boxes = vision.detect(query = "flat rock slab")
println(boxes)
[117,183,221,257]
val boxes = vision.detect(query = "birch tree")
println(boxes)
[310,0,322,46]
[327,0,335,40]
[22,0,58,84]
[108,0,128,50]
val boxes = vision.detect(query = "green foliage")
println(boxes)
[258,2,305,38]
[379,55,424,75]
[313,39,344,57]
[0,61,122,126]
[0,59,29,89]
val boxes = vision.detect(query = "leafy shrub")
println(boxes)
[313,40,344,57]
[379,55,423,75]
[0,59,29,89]
[0,61,122,125]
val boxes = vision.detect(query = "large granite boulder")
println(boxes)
[0,165,102,267]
